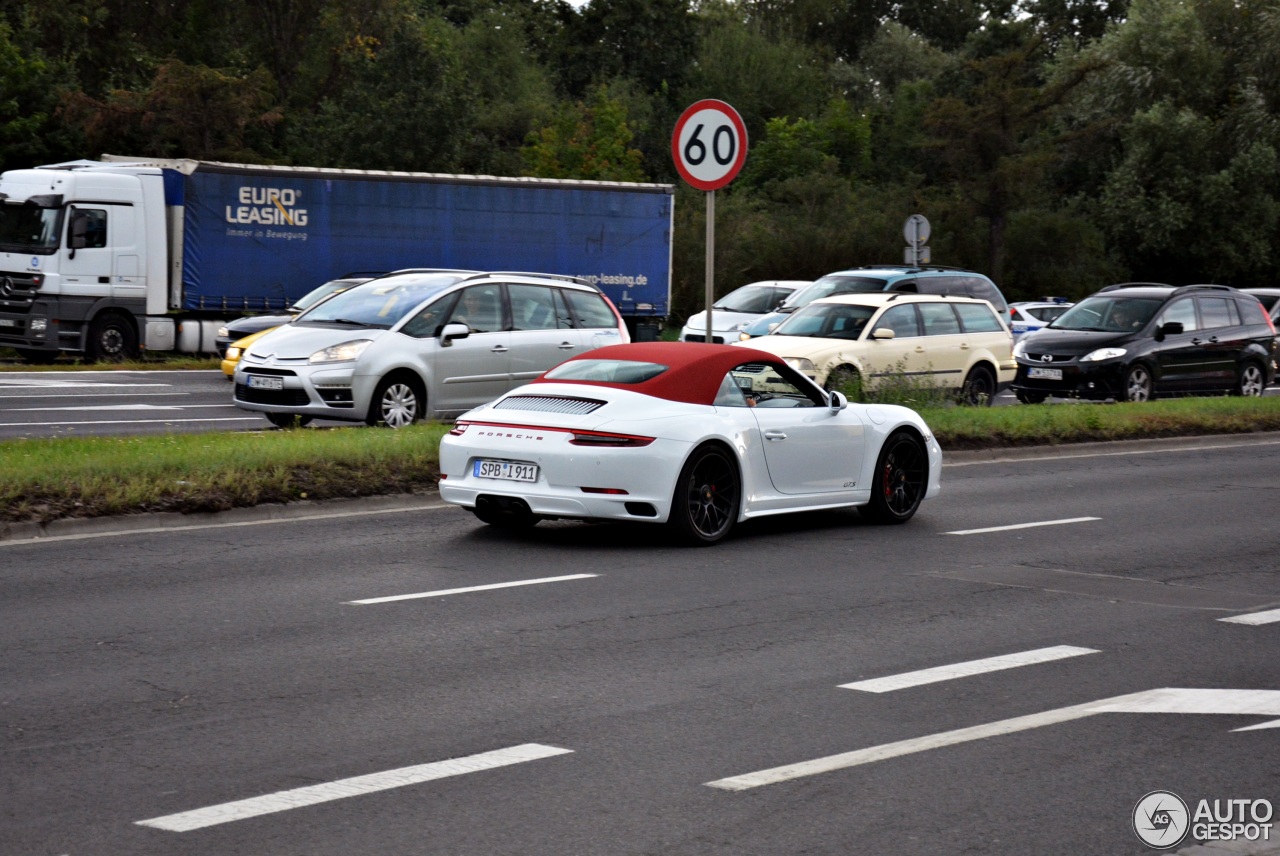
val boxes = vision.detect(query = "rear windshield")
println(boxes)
[544,359,667,384]
[297,274,465,329]
[779,275,888,310]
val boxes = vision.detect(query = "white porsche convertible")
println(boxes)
[438,342,942,545]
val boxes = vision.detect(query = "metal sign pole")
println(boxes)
[705,189,714,343]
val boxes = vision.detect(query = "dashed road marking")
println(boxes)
[349,574,598,604]
[839,645,1100,693]
[945,517,1100,535]
[1219,608,1280,626]
[136,743,573,832]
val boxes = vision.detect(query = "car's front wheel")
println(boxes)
[367,373,425,428]
[859,430,927,524]
[670,445,740,545]
[1235,361,1265,397]
[1122,364,1153,402]
[823,365,863,400]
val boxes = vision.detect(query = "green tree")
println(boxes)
[285,9,473,171]
[521,85,647,181]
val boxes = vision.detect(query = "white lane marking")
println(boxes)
[0,501,450,547]
[1219,607,1280,626]
[349,574,598,604]
[0,416,262,427]
[13,404,191,411]
[705,688,1280,791]
[136,743,572,832]
[946,517,1100,535]
[0,378,169,388]
[943,437,1280,466]
[0,392,190,398]
[839,645,1100,693]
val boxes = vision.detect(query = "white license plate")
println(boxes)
[248,375,284,390]
[1028,367,1063,380]
[473,459,538,482]
[0,318,17,327]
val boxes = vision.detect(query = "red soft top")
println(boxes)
[529,342,786,405]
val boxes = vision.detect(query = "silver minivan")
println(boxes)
[233,269,630,428]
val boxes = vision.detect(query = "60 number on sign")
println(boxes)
[671,100,748,191]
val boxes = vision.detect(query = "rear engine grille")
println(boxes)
[235,384,310,406]
[494,395,605,415]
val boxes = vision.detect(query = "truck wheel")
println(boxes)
[87,312,139,362]
[367,373,425,428]
[15,348,59,365]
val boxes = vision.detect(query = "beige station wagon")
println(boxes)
[735,292,1015,405]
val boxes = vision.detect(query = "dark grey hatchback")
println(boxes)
[1011,283,1277,402]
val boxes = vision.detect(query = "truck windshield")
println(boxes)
[298,274,466,329]
[0,204,62,254]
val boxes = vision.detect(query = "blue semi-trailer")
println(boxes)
[0,156,674,360]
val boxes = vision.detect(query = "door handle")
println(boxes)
[764,431,787,441]
[557,342,576,349]
[490,345,509,353]
[914,346,926,353]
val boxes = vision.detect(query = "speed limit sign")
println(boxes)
[671,99,748,191]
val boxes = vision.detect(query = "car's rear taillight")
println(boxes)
[569,430,654,447]
[448,421,470,436]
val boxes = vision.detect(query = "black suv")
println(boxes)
[1011,283,1277,402]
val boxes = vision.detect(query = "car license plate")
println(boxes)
[0,318,17,327]
[248,375,284,390]
[473,459,538,482]
[1028,367,1063,380]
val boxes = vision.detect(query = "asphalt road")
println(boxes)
[3,437,1278,855]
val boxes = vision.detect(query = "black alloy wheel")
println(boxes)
[860,430,927,524]
[671,445,740,545]
[960,365,996,406]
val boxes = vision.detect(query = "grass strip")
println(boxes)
[919,395,1280,449]
[2,396,1279,525]
[0,424,447,523]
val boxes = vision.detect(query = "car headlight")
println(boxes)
[1012,339,1027,359]
[738,331,754,341]
[226,346,241,359]
[217,325,229,337]
[1080,347,1127,362]
[785,358,815,371]
[309,339,373,364]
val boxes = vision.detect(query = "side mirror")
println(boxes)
[766,322,779,333]
[829,390,848,411]
[67,209,88,257]
[1155,321,1183,341]
[870,328,896,340]
[440,322,470,345]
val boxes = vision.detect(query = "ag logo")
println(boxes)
[1133,790,1190,849]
